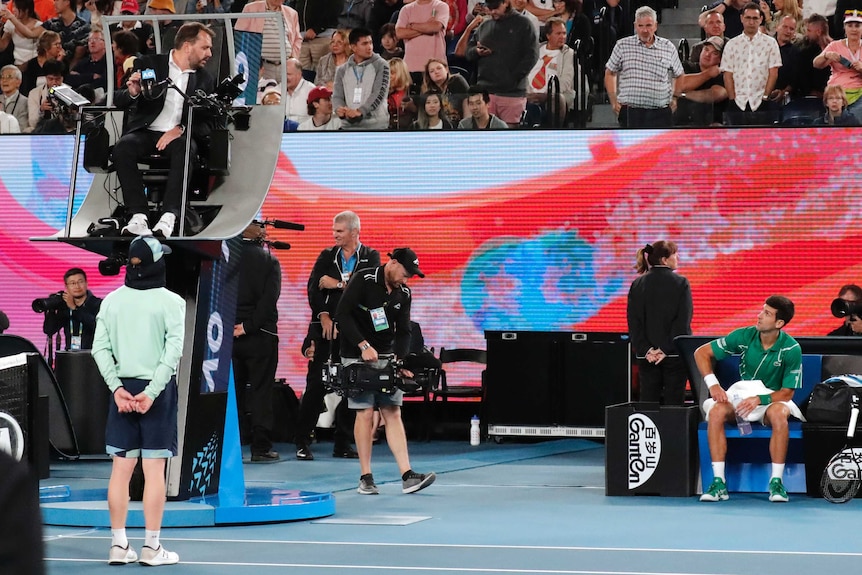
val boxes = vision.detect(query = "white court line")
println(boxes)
[53,536,862,558]
[39,558,756,574]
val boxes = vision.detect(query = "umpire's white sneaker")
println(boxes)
[139,545,179,566]
[152,212,176,238]
[121,213,151,236]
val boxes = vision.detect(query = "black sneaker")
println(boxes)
[402,470,436,494]
[296,445,314,461]
[250,450,280,463]
[357,473,379,495]
[332,445,359,459]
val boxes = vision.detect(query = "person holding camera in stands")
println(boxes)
[335,248,436,496]
[828,283,862,335]
[39,267,102,352]
[111,22,216,239]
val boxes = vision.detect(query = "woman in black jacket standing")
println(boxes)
[626,240,693,405]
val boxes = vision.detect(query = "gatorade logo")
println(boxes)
[627,413,661,489]
[0,411,25,461]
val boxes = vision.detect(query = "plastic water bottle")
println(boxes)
[731,393,752,435]
[470,415,481,446]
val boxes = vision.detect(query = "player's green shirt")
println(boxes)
[710,326,802,392]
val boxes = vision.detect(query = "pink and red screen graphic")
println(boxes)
[0,129,859,391]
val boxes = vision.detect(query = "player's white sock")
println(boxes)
[145,530,160,550]
[712,462,726,481]
[771,463,785,480]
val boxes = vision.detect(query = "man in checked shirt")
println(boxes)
[604,5,684,128]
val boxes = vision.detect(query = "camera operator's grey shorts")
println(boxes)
[343,357,404,410]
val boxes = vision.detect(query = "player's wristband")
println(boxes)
[758,394,772,405]
[704,374,720,388]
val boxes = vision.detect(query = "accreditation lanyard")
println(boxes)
[69,309,81,350]
[337,245,360,283]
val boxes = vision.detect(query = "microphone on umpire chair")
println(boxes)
[260,219,305,231]
[141,68,167,99]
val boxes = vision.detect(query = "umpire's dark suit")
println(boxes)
[112,53,216,217]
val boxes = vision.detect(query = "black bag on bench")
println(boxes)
[805,375,862,424]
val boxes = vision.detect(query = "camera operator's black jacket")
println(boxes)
[335,265,412,360]
[114,53,217,139]
[42,291,103,351]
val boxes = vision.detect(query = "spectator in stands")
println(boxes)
[458,84,507,127]
[378,22,404,60]
[0,65,30,131]
[109,0,155,58]
[0,0,43,66]
[298,85,343,130]
[142,0,178,53]
[526,17,574,122]
[466,0,538,127]
[20,30,64,96]
[833,0,862,38]
[420,58,469,123]
[827,284,862,334]
[340,0,375,31]
[0,108,21,132]
[111,29,138,90]
[762,0,804,33]
[67,28,107,92]
[396,0,449,84]
[701,8,727,39]
[674,36,728,125]
[184,0,224,16]
[770,14,800,101]
[295,0,342,73]
[721,2,782,125]
[511,0,542,39]
[27,0,90,67]
[235,0,302,81]
[284,58,314,125]
[814,82,860,122]
[795,14,832,97]
[333,27,390,129]
[526,0,556,22]
[559,0,592,50]
[370,0,403,40]
[604,6,683,128]
[696,295,802,503]
[627,241,692,406]
[26,58,66,133]
[411,91,453,127]
[813,9,862,121]
[315,29,351,89]
[387,57,416,128]
[701,0,748,38]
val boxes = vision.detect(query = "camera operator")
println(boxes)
[38,267,102,352]
[828,283,862,336]
[25,59,66,134]
[335,248,436,495]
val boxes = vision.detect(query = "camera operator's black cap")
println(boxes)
[389,248,425,278]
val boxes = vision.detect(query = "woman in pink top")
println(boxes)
[813,9,862,121]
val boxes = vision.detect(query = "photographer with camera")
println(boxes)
[37,267,102,354]
[828,284,862,336]
[335,248,436,496]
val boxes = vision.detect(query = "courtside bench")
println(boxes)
[675,336,862,494]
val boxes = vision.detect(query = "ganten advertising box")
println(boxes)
[605,403,699,497]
